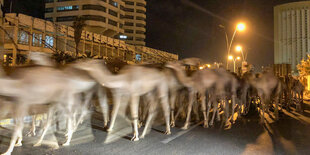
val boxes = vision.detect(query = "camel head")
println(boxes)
[72,59,106,71]
[28,51,55,67]
[165,61,184,70]
[181,57,203,66]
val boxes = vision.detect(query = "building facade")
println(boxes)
[122,0,146,46]
[274,1,310,74]
[1,13,177,66]
[44,0,146,46]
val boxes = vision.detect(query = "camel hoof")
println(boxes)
[170,122,175,127]
[164,131,171,135]
[139,135,145,139]
[131,136,139,141]
[181,124,189,130]
[15,143,22,147]
[51,144,60,150]
[62,142,70,146]
[107,128,113,132]
[1,152,11,155]
[33,142,42,147]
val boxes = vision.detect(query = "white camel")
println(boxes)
[73,59,171,141]
[165,61,218,129]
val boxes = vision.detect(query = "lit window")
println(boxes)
[57,5,79,12]
[45,35,54,48]
[120,35,127,39]
[32,33,42,47]
[18,31,29,45]
[136,54,141,61]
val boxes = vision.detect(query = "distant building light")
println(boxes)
[120,35,127,39]
[113,2,118,7]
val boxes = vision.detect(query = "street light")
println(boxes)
[235,45,246,61]
[219,22,246,70]
[228,55,241,73]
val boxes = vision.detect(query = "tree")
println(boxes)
[297,55,310,93]
[72,16,86,57]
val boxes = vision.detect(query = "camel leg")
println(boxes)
[26,115,36,137]
[98,87,109,127]
[140,94,157,139]
[107,92,121,132]
[182,91,195,130]
[200,93,208,128]
[170,92,177,127]
[209,101,218,127]
[75,90,94,129]
[63,95,76,146]
[161,95,171,135]
[216,101,221,121]
[34,107,54,147]
[205,95,213,128]
[230,93,236,123]
[130,95,140,141]
[2,104,28,155]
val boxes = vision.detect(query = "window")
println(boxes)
[56,16,76,22]
[136,16,145,21]
[108,19,117,26]
[18,31,29,45]
[120,5,125,11]
[125,29,134,33]
[119,35,127,39]
[136,3,145,7]
[136,9,145,14]
[136,30,144,34]
[82,15,106,22]
[127,36,133,40]
[124,1,134,5]
[45,0,54,3]
[109,0,118,7]
[108,9,118,17]
[136,54,141,61]
[45,8,53,13]
[125,22,133,26]
[57,0,75,2]
[32,33,42,47]
[124,8,134,12]
[82,5,106,12]
[45,17,53,22]
[135,37,144,41]
[136,23,145,27]
[45,35,54,47]
[119,23,123,28]
[101,0,107,2]
[124,15,134,19]
[57,5,79,12]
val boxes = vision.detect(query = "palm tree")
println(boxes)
[73,16,85,57]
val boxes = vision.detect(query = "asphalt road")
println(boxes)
[1,102,310,155]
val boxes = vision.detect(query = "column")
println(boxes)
[287,10,292,64]
[292,10,297,71]
[282,11,287,64]
[301,9,307,59]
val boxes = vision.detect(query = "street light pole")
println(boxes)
[219,23,245,70]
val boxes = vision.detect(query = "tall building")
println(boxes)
[44,0,146,46]
[123,0,146,46]
[274,1,310,73]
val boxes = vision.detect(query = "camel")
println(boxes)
[165,61,218,129]
[248,71,281,123]
[290,77,304,112]
[0,54,109,155]
[72,59,171,141]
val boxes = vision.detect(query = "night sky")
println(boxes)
[3,0,308,67]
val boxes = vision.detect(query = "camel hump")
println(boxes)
[28,51,55,67]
